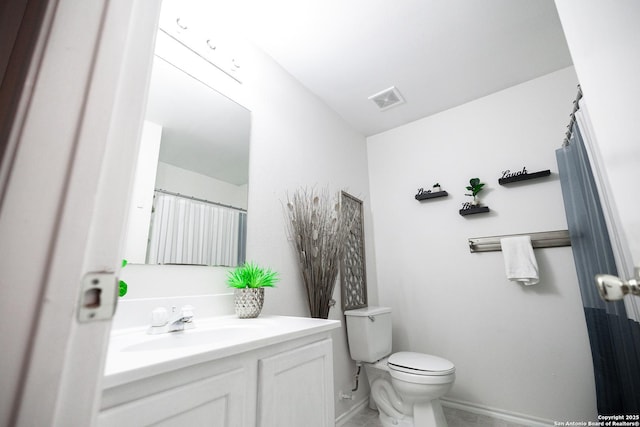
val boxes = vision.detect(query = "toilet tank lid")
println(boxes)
[344,306,391,317]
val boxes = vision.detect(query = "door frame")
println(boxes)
[0,0,161,425]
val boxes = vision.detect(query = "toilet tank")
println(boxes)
[344,306,392,363]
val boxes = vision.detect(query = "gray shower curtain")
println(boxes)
[556,124,640,414]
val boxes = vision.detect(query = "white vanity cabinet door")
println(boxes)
[257,339,334,427]
[98,368,247,427]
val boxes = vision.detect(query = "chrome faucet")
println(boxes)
[148,305,195,334]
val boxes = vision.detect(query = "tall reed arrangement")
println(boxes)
[285,188,352,318]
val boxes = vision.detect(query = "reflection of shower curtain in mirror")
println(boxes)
[147,193,246,266]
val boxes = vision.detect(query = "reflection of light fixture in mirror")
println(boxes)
[175,17,188,33]
[595,274,640,301]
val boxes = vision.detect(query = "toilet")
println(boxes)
[344,306,455,427]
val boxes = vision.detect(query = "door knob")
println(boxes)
[595,274,640,301]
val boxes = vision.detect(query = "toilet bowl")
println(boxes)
[364,352,454,427]
[362,360,411,427]
[344,307,455,427]
[388,352,455,426]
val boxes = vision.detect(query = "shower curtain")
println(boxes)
[556,121,640,414]
[147,192,247,267]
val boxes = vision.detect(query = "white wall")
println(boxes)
[155,161,248,209]
[367,67,597,421]
[242,44,380,418]
[554,0,640,275]
[115,265,235,330]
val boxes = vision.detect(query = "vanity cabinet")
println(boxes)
[98,367,247,427]
[99,318,338,427]
[258,339,334,427]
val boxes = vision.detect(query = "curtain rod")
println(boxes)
[561,85,583,147]
[154,188,247,212]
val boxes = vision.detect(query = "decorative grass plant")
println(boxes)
[285,188,354,319]
[226,262,279,289]
[119,259,128,297]
[227,262,278,318]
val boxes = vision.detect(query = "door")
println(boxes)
[0,0,161,425]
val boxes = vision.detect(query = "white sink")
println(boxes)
[122,324,266,352]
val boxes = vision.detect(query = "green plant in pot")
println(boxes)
[119,259,128,297]
[227,262,279,318]
[465,177,485,206]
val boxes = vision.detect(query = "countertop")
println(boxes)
[103,315,340,389]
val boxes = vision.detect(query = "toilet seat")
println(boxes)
[388,352,455,377]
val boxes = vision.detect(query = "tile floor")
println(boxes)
[340,405,530,427]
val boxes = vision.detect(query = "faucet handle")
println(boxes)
[150,307,168,327]
[181,305,195,319]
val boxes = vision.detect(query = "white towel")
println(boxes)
[500,236,539,285]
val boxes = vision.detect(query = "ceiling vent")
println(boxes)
[368,86,405,111]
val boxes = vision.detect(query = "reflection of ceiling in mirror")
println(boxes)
[145,56,250,186]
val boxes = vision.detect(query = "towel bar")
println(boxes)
[468,230,571,253]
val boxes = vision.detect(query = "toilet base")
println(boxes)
[414,399,448,427]
[363,360,451,427]
[374,399,448,427]
[378,410,413,427]
[370,376,448,427]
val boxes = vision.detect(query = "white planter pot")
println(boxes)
[234,288,265,318]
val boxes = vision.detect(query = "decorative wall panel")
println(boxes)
[340,191,367,311]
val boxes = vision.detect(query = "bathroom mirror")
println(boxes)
[123,54,250,266]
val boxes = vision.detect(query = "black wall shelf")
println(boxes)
[459,206,490,216]
[415,190,448,201]
[498,169,551,185]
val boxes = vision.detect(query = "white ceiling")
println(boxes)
[193,0,573,136]
[151,0,573,185]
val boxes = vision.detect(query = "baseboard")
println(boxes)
[335,397,369,427]
[441,397,554,426]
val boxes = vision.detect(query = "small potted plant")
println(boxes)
[119,259,128,297]
[432,182,441,193]
[465,178,485,206]
[227,262,279,318]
